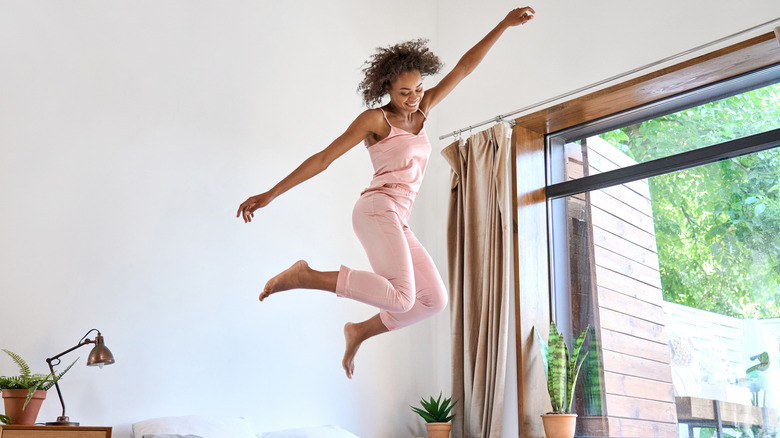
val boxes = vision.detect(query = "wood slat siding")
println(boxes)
[599,308,668,344]
[604,372,675,401]
[600,329,671,363]
[605,394,678,423]
[592,227,659,270]
[607,417,680,437]
[602,350,673,383]
[590,191,657,234]
[594,246,663,289]
[514,32,779,437]
[590,207,657,251]
[568,139,677,436]
[596,267,663,306]
[596,183,653,217]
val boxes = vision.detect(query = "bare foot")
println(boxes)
[342,322,363,379]
[260,260,310,301]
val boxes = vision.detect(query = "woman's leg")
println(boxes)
[260,260,338,301]
[260,194,416,311]
[341,230,448,378]
[380,229,448,330]
[342,314,388,379]
[336,193,417,312]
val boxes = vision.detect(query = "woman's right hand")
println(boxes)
[237,192,274,223]
[503,6,535,27]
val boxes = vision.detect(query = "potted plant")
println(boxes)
[411,392,456,438]
[0,349,75,425]
[534,322,589,438]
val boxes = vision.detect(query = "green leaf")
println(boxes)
[534,326,549,382]
[566,327,589,412]
[2,350,32,380]
[548,322,567,413]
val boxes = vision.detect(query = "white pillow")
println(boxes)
[261,425,360,438]
[132,415,257,438]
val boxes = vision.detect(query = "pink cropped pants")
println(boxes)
[335,187,448,331]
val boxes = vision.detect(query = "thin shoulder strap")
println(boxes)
[418,108,428,120]
[378,107,392,127]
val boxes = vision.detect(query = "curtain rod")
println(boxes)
[439,17,780,141]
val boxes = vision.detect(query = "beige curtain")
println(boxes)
[442,123,515,438]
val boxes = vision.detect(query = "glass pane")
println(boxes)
[552,139,780,437]
[559,81,780,182]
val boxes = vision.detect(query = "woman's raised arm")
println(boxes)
[421,6,535,112]
[237,110,381,223]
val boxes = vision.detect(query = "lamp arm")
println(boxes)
[45,339,94,421]
[46,339,94,366]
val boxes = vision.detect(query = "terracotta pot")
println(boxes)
[2,389,47,425]
[540,413,577,438]
[425,422,452,438]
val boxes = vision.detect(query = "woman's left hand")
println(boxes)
[504,6,535,27]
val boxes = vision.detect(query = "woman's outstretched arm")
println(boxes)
[421,6,535,112]
[237,110,380,222]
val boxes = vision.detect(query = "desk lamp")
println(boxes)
[45,329,115,426]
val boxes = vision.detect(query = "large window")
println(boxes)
[547,65,780,437]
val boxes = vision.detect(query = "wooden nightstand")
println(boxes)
[0,426,111,438]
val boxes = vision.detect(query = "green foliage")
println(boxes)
[0,349,77,411]
[535,322,590,414]
[0,414,9,425]
[411,393,456,423]
[598,82,780,318]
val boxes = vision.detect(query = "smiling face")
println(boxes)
[386,70,424,114]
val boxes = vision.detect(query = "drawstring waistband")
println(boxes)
[361,183,418,198]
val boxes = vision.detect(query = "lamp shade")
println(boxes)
[86,333,115,367]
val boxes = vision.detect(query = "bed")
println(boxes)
[131,415,361,438]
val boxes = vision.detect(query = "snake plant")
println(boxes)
[535,322,590,414]
[0,349,76,410]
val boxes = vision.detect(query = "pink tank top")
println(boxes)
[362,108,431,196]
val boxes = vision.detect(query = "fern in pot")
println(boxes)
[534,322,589,438]
[411,393,456,438]
[0,349,75,425]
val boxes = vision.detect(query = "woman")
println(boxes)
[237,6,535,379]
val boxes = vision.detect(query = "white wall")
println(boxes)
[2,1,779,437]
[0,1,448,437]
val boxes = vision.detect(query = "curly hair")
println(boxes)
[357,38,443,107]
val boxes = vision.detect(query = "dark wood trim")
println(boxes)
[514,32,780,136]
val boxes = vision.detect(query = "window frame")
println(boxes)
[510,31,780,436]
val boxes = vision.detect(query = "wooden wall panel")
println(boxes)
[605,394,678,423]
[601,350,673,383]
[604,372,675,401]
[592,227,659,269]
[600,329,671,363]
[598,308,668,343]
[607,417,680,436]
[596,272,663,307]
